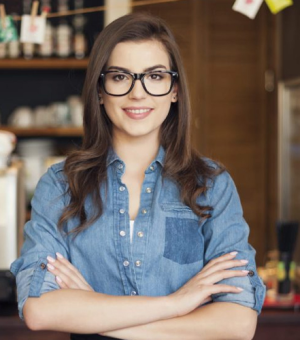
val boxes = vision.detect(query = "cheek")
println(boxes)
[102,98,121,120]
[156,99,172,120]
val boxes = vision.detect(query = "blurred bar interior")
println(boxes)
[0,0,300,339]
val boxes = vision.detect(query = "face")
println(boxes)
[99,40,178,142]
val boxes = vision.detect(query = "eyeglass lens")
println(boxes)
[103,72,173,96]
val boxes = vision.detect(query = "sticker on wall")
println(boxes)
[0,16,18,42]
[20,14,46,44]
[232,0,264,19]
[265,0,293,14]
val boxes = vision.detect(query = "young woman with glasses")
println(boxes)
[11,13,266,340]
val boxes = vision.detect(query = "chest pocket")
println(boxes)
[161,203,204,265]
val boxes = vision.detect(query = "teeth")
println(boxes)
[126,109,151,114]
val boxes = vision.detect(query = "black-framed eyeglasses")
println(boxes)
[99,70,178,97]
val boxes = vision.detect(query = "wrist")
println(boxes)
[160,295,179,319]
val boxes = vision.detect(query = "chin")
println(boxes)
[124,127,159,139]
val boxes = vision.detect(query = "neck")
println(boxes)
[112,131,160,172]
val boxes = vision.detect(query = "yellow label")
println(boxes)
[277,261,286,281]
[265,0,293,14]
[289,261,296,280]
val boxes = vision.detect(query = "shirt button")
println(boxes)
[40,263,46,270]
[146,187,152,193]
[137,231,144,238]
[119,209,125,214]
[131,291,137,296]
[248,270,255,277]
[135,260,141,267]
[119,186,126,192]
[118,164,124,169]
[120,230,126,236]
[123,260,129,267]
[141,209,147,214]
[149,165,155,171]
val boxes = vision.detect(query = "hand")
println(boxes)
[168,252,249,317]
[46,253,94,292]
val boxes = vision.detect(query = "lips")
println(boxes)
[123,107,153,120]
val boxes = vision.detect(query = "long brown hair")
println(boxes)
[58,13,223,235]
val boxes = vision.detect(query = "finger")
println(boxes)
[55,275,68,289]
[200,296,212,305]
[201,259,249,278]
[201,269,249,285]
[202,252,238,272]
[204,284,244,296]
[55,253,89,285]
[47,259,85,289]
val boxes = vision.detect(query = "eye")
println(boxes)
[148,72,164,81]
[113,74,127,81]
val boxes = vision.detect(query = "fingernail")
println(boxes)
[230,251,238,256]
[242,270,249,273]
[56,252,64,259]
[240,260,249,264]
[56,276,62,283]
[47,256,55,263]
[47,263,55,270]
[236,287,244,291]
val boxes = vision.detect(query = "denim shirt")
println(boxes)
[10,146,266,320]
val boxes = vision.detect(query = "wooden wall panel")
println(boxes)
[134,0,277,265]
[195,1,270,265]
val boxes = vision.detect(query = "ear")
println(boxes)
[171,83,178,103]
[98,91,104,105]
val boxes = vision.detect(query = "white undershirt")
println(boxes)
[130,220,134,243]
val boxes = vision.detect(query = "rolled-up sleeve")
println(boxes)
[201,170,266,314]
[10,164,69,320]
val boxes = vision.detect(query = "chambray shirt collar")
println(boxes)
[106,145,165,168]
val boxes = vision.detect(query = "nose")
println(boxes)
[128,79,147,99]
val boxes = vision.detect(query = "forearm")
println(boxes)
[102,302,257,340]
[23,289,176,333]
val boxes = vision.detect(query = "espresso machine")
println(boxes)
[0,131,25,309]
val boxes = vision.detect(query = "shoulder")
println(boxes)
[36,160,68,196]
[50,160,65,174]
[200,156,236,197]
[199,156,230,186]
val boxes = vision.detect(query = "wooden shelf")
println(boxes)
[0,58,89,69]
[0,126,83,137]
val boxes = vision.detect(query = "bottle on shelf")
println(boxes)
[0,43,6,58]
[8,40,21,58]
[39,4,53,57]
[22,0,35,59]
[39,21,54,57]
[73,15,86,59]
[73,0,86,59]
[22,43,35,59]
[56,0,72,58]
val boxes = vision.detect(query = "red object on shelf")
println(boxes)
[263,293,300,309]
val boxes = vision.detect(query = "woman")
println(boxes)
[11,13,266,340]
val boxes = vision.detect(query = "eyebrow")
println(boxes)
[107,64,167,72]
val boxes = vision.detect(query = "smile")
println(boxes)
[123,107,153,120]
[124,108,152,114]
